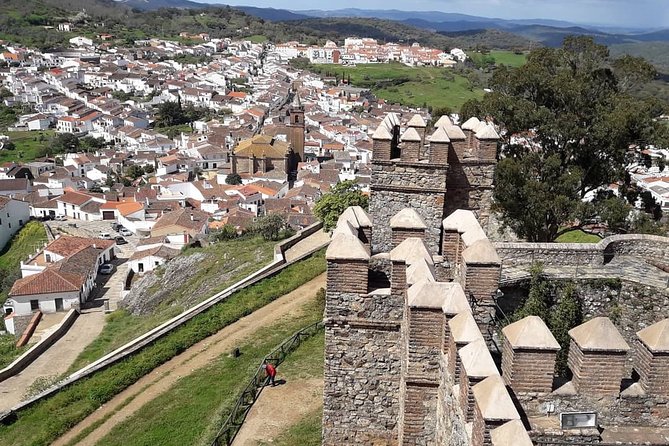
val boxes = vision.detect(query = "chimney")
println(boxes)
[635,318,669,396]
[501,316,560,394]
[567,317,630,396]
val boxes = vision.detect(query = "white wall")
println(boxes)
[8,291,80,317]
[128,254,168,273]
[0,199,30,251]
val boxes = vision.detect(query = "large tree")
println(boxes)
[314,180,369,230]
[461,36,668,241]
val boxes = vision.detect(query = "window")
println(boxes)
[19,219,23,225]
[138,263,144,273]
[45,254,51,262]
[30,300,39,311]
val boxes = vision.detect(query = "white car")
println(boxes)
[99,232,112,240]
[99,264,114,275]
[54,215,67,221]
[119,228,133,237]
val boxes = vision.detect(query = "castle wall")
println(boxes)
[445,161,496,230]
[370,161,447,254]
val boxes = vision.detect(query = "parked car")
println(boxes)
[119,228,133,237]
[115,236,128,245]
[111,222,121,231]
[55,215,67,221]
[99,232,112,240]
[99,264,114,275]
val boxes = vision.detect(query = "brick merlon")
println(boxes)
[390,208,427,230]
[502,315,560,351]
[569,316,630,352]
[326,232,370,261]
[637,319,669,353]
[472,374,520,422]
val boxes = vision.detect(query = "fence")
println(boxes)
[210,321,324,446]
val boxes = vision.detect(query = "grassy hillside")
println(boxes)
[310,62,484,110]
[0,251,326,446]
[0,0,532,51]
[68,235,276,371]
[0,131,55,164]
[0,221,47,305]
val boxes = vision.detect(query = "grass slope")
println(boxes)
[0,252,326,446]
[0,221,47,302]
[69,235,276,372]
[468,50,527,68]
[95,295,326,446]
[312,62,484,110]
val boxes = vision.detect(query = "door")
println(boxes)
[138,263,144,273]
[102,211,115,220]
[55,298,64,311]
[30,300,39,311]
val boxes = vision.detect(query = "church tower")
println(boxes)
[287,92,305,167]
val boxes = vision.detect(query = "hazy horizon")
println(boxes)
[197,0,669,28]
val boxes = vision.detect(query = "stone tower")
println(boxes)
[369,113,499,254]
[287,92,305,170]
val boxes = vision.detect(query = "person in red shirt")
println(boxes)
[262,362,277,386]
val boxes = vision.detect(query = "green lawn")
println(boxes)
[311,62,484,111]
[0,334,27,370]
[94,292,326,446]
[468,50,527,68]
[0,131,54,164]
[554,229,602,243]
[68,235,277,372]
[0,252,326,446]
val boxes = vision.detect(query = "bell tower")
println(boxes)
[287,92,305,165]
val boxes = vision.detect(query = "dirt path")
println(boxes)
[52,273,326,446]
[232,378,323,446]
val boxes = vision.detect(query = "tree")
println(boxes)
[513,263,550,321]
[126,165,145,179]
[89,184,103,193]
[253,214,286,241]
[461,36,667,241]
[210,224,238,241]
[313,180,369,230]
[549,283,582,377]
[144,164,155,174]
[50,133,80,154]
[225,173,242,185]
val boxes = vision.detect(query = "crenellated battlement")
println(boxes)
[369,113,499,254]
[323,205,669,445]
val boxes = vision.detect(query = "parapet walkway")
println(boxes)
[500,255,669,290]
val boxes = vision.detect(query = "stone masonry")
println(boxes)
[369,113,499,254]
[322,206,532,446]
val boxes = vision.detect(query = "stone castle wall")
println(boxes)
[370,161,447,254]
[445,161,496,231]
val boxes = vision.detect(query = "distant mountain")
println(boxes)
[114,0,207,9]
[234,6,310,21]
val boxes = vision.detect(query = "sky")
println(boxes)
[199,0,669,28]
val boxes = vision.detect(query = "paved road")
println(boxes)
[0,229,135,411]
[0,309,105,412]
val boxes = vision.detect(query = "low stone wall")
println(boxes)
[495,234,669,267]
[0,309,78,382]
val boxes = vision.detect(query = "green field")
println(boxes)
[311,62,484,111]
[0,131,54,164]
[468,50,528,68]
